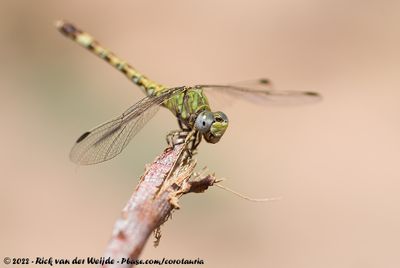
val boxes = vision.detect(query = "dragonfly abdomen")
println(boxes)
[56,21,165,97]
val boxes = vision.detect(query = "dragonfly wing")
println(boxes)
[69,105,160,165]
[226,78,275,90]
[70,86,186,165]
[198,79,321,106]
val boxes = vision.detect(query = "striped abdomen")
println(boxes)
[56,21,165,97]
[56,21,211,126]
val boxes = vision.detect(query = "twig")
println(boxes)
[101,143,214,267]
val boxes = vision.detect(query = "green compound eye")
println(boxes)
[213,111,228,123]
[194,111,214,133]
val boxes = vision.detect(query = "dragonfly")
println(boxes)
[56,21,321,165]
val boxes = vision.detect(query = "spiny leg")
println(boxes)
[166,130,191,147]
[181,130,200,158]
[166,129,200,158]
[177,118,188,131]
[190,131,202,152]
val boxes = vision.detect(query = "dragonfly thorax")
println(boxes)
[163,87,229,144]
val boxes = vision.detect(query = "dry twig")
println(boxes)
[101,143,216,267]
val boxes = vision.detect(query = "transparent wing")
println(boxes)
[70,86,186,165]
[227,78,275,90]
[197,78,321,106]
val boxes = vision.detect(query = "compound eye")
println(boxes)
[214,111,228,123]
[195,111,214,133]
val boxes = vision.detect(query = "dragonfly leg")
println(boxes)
[177,118,188,131]
[166,130,191,147]
[166,129,201,158]
[188,131,202,153]
[183,130,200,158]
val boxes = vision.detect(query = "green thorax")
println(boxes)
[159,87,211,125]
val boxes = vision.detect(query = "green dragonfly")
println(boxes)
[56,21,321,165]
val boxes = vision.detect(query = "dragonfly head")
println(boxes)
[194,111,229,143]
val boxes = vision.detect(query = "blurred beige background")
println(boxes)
[1,0,399,267]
